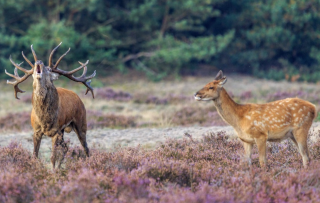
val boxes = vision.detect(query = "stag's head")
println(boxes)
[194,70,227,101]
[5,43,96,99]
[33,60,59,86]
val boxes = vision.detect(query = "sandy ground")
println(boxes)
[1,122,320,159]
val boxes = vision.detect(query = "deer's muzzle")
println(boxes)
[34,64,43,79]
[194,93,202,101]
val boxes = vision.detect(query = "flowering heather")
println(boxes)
[267,90,320,104]
[239,91,252,101]
[0,112,31,132]
[20,94,33,103]
[1,131,320,202]
[0,110,138,132]
[133,93,192,105]
[95,87,133,101]
[172,106,227,126]
[86,110,137,129]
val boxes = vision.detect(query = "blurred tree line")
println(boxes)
[1,0,320,81]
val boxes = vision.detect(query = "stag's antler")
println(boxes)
[48,43,96,98]
[5,45,36,99]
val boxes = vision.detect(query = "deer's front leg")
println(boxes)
[255,137,267,168]
[242,141,253,166]
[33,130,43,158]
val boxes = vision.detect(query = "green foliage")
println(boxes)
[1,0,320,81]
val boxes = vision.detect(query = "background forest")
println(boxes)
[1,0,320,81]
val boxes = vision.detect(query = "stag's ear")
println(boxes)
[218,76,227,86]
[50,72,59,81]
[215,70,224,80]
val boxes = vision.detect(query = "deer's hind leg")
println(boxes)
[72,120,89,157]
[292,127,310,168]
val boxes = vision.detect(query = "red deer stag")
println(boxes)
[194,70,316,168]
[5,43,96,168]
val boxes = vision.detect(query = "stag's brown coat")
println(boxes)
[6,43,95,168]
[194,70,316,168]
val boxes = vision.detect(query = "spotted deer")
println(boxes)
[194,70,316,168]
[5,43,96,168]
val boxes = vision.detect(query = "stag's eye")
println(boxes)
[209,87,214,90]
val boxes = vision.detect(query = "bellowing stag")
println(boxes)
[5,43,96,168]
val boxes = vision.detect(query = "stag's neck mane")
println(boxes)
[32,82,59,124]
[213,88,245,129]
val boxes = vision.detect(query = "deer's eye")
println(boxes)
[209,87,214,90]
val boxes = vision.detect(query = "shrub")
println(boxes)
[95,88,132,102]
[86,110,137,129]
[0,112,31,132]
[1,132,320,202]
[172,106,227,126]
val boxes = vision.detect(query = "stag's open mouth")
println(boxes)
[36,65,41,74]
[35,64,43,79]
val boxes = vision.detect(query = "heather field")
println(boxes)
[1,74,320,202]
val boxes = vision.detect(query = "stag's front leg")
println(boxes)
[33,130,43,158]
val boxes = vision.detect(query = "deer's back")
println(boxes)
[239,98,316,141]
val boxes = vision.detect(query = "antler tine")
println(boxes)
[5,62,23,80]
[22,51,34,68]
[5,62,31,99]
[79,62,96,98]
[49,42,62,67]
[51,60,96,98]
[9,55,31,74]
[56,60,89,75]
[52,47,71,69]
[31,44,37,62]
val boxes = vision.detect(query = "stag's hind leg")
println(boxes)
[292,127,310,168]
[72,122,89,157]
[51,132,68,169]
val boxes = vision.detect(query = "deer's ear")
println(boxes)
[218,76,227,86]
[50,72,59,81]
[215,70,224,80]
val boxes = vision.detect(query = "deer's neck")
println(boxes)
[32,81,59,124]
[213,88,243,129]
